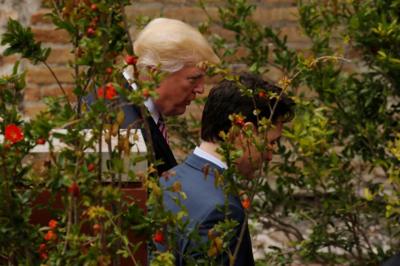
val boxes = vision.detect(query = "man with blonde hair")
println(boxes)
[121,18,220,174]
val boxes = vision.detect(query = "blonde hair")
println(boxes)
[133,18,220,73]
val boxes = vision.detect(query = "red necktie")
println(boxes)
[157,116,168,143]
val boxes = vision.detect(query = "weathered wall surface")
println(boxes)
[0,0,302,117]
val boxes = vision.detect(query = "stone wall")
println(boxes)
[0,0,304,117]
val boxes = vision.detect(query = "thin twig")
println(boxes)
[50,0,62,18]
[119,1,134,55]
[230,212,249,266]
[291,56,351,83]
[97,123,104,182]
[1,152,11,217]
[106,212,138,266]
[119,1,157,168]
[73,35,81,118]
[42,61,72,109]
[62,197,72,255]
[263,215,304,241]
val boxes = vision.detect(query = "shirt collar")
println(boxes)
[122,67,160,123]
[193,146,227,169]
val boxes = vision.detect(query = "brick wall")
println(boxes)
[0,0,305,117]
[0,0,41,75]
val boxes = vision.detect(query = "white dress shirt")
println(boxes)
[193,146,227,169]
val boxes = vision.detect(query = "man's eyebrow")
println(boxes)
[188,73,204,79]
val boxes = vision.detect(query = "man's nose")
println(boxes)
[193,79,205,94]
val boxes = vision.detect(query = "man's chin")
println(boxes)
[164,106,186,116]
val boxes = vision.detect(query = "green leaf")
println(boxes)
[1,18,51,64]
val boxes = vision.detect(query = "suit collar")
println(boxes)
[184,153,225,174]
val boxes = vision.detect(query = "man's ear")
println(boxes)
[228,122,256,143]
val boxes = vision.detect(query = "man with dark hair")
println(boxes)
[159,73,295,265]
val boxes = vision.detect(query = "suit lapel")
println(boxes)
[123,75,177,174]
[132,105,177,174]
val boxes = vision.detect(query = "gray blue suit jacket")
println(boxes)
[160,153,254,266]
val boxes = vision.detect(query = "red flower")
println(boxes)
[241,198,251,209]
[93,223,102,234]
[36,138,46,145]
[68,181,80,197]
[105,67,113,75]
[87,163,95,172]
[86,27,95,37]
[233,115,245,127]
[97,83,117,100]
[48,219,58,229]
[142,89,150,98]
[258,90,266,98]
[152,230,164,244]
[90,4,98,11]
[125,55,138,65]
[5,124,24,144]
[44,230,57,241]
[38,243,46,252]
[39,252,48,260]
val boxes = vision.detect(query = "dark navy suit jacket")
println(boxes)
[160,153,254,266]
[382,254,400,266]
[85,86,177,175]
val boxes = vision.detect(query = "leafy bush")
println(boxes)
[1,0,399,265]
[192,0,400,265]
[0,1,155,264]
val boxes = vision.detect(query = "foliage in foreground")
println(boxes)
[191,0,399,265]
[0,0,399,265]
